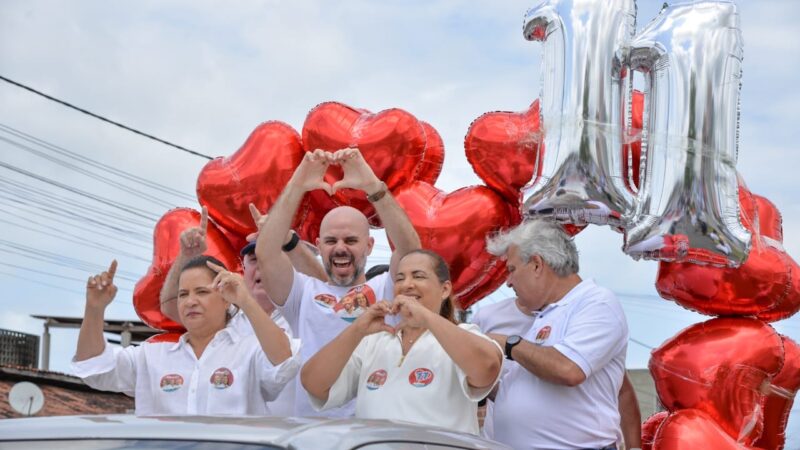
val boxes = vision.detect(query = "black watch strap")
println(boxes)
[505,335,522,361]
[282,231,300,252]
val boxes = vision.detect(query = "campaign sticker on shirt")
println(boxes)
[408,368,434,387]
[534,326,552,344]
[314,284,378,323]
[160,374,184,392]
[313,293,337,309]
[366,369,388,391]
[210,368,234,389]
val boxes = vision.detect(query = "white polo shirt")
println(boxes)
[308,323,503,435]
[278,270,394,418]
[230,310,297,417]
[72,314,301,416]
[470,297,536,440]
[492,279,628,449]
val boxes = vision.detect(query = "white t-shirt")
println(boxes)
[308,323,503,435]
[279,270,394,417]
[71,314,301,416]
[492,279,628,450]
[470,297,536,440]
[230,311,297,417]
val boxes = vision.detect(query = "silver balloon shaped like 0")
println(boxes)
[624,0,751,266]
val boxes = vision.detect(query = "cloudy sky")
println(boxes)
[1,0,798,440]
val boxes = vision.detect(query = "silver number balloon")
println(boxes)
[623,1,751,266]
[521,0,637,229]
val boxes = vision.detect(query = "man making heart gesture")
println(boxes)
[256,148,421,417]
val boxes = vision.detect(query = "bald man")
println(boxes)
[256,148,420,417]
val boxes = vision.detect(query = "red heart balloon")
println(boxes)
[652,409,758,450]
[415,121,444,185]
[197,121,305,237]
[464,91,645,204]
[649,317,783,445]
[464,100,541,204]
[642,411,669,450]
[133,208,242,331]
[302,102,427,224]
[753,335,800,450]
[656,187,800,318]
[393,181,521,309]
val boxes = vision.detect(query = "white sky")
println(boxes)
[0,0,798,441]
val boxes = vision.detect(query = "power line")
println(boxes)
[0,137,181,209]
[0,160,160,221]
[0,122,196,202]
[0,217,150,263]
[0,74,213,160]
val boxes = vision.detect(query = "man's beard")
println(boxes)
[325,257,366,287]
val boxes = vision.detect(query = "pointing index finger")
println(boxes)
[107,260,118,280]
[249,203,262,224]
[206,261,226,273]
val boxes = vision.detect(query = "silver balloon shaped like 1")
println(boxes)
[521,0,637,229]
[623,0,751,266]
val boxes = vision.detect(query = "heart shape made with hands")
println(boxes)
[393,181,522,309]
[197,121,306,239]
[656,186,800,319]
[649,317,784,445]
[133,208,242,332]
[302,102,428,224]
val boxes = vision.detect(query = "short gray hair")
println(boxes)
[486,220,579,277]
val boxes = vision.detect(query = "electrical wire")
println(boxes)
[0,122,196,202]
[0,74,213,160]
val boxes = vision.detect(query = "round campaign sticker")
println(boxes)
[160,374,184,392]
[210,368,234,389]
[534,326,552,344]
[366,369,388,391]
[408,368,434,387]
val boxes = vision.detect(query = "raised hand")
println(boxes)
[86,260,118,310]
[352,301,396,337]
[248,203,300,247]
[179,206,208,258]
[291,149,334,195]
[392,294,434,331]
[331,148,383,194]
[206,261,253,308]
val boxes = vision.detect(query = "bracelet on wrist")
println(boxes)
[366,181,388,203]
[282,231,300,252]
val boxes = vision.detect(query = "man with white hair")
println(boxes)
[485,220,630,450]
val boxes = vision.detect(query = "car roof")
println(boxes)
[0,415,511,450]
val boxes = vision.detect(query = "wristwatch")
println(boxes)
[505,335,522,361]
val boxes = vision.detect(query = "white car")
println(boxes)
[0,414,512,450]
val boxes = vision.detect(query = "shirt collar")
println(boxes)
[167,314,243,352]
[539,278,595,314]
